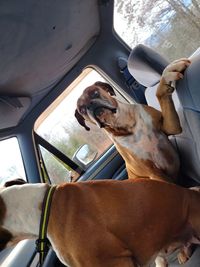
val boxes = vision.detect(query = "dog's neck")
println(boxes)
[0,184,48,240]
[104,102,137,136]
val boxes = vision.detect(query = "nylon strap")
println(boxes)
[35,185,57,266]
[118,56,147,104]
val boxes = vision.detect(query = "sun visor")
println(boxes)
[0,96,31,129]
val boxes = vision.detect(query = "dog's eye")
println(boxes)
[91,90,99,99]
[79,106,87,115]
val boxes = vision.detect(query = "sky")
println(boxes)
[0,138,26,184]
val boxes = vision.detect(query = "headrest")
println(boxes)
[176,53,200,111]
[127,44,169,87]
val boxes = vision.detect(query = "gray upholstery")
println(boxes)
[128,44,169,87]
[175,56,200,183]
[176,55,200,110]
[127,44,200,266]
[0,0,100,129]
[0,240,36,266]
[0,96,31,128]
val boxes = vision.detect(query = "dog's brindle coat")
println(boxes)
[0,179,200,267]
[75,59,191,182]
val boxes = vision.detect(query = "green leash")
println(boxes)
[36,185,57,265]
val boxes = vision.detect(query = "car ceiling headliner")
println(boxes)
[0,0,100,130]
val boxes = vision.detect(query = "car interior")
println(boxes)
[0,0,200,266]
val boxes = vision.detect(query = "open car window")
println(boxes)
[114,0,200,60]
[0,137,26,185]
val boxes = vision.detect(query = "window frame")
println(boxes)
[34,132,84,182]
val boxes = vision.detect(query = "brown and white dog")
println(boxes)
[75,59,191,183]
[0,179,200,267]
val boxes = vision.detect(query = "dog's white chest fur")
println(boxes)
[114,104,178,174]
[1,184,47,237]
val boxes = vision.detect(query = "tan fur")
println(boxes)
[1,180,200,266]
[46,180,200,267]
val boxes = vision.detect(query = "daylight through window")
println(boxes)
[114,0,200,60]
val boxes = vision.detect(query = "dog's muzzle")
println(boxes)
[87,100,116,128]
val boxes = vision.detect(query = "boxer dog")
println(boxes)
[0,179,200,267]
[75,59,191,183]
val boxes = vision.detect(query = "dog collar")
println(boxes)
[36,185,57,265]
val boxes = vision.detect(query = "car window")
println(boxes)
[34,68,116,183]
[39,146,74,184]
[0,137,26,185]
[114,0,200,60]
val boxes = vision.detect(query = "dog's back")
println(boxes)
[48,179,200,266]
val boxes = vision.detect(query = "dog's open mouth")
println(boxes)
[94,106,116,128]
[94,106,116,117]
[86,98,117,128]
[90,105,116,128]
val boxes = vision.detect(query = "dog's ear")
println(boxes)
[94,81,116,96]
[4,179,27,187]
[0,227,13,251]
[74,109,90,131]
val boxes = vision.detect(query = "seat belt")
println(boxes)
[118,57,147,104]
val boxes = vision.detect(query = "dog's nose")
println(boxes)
[93,108,104,117]
[87,101,98,111]
[87,101,104,119]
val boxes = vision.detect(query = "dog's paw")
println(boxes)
[189,186,200,194]
[155,255,168,267]
[162,58,191,84]
[177,246,192,264]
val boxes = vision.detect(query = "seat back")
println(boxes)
[176,52,200,183]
